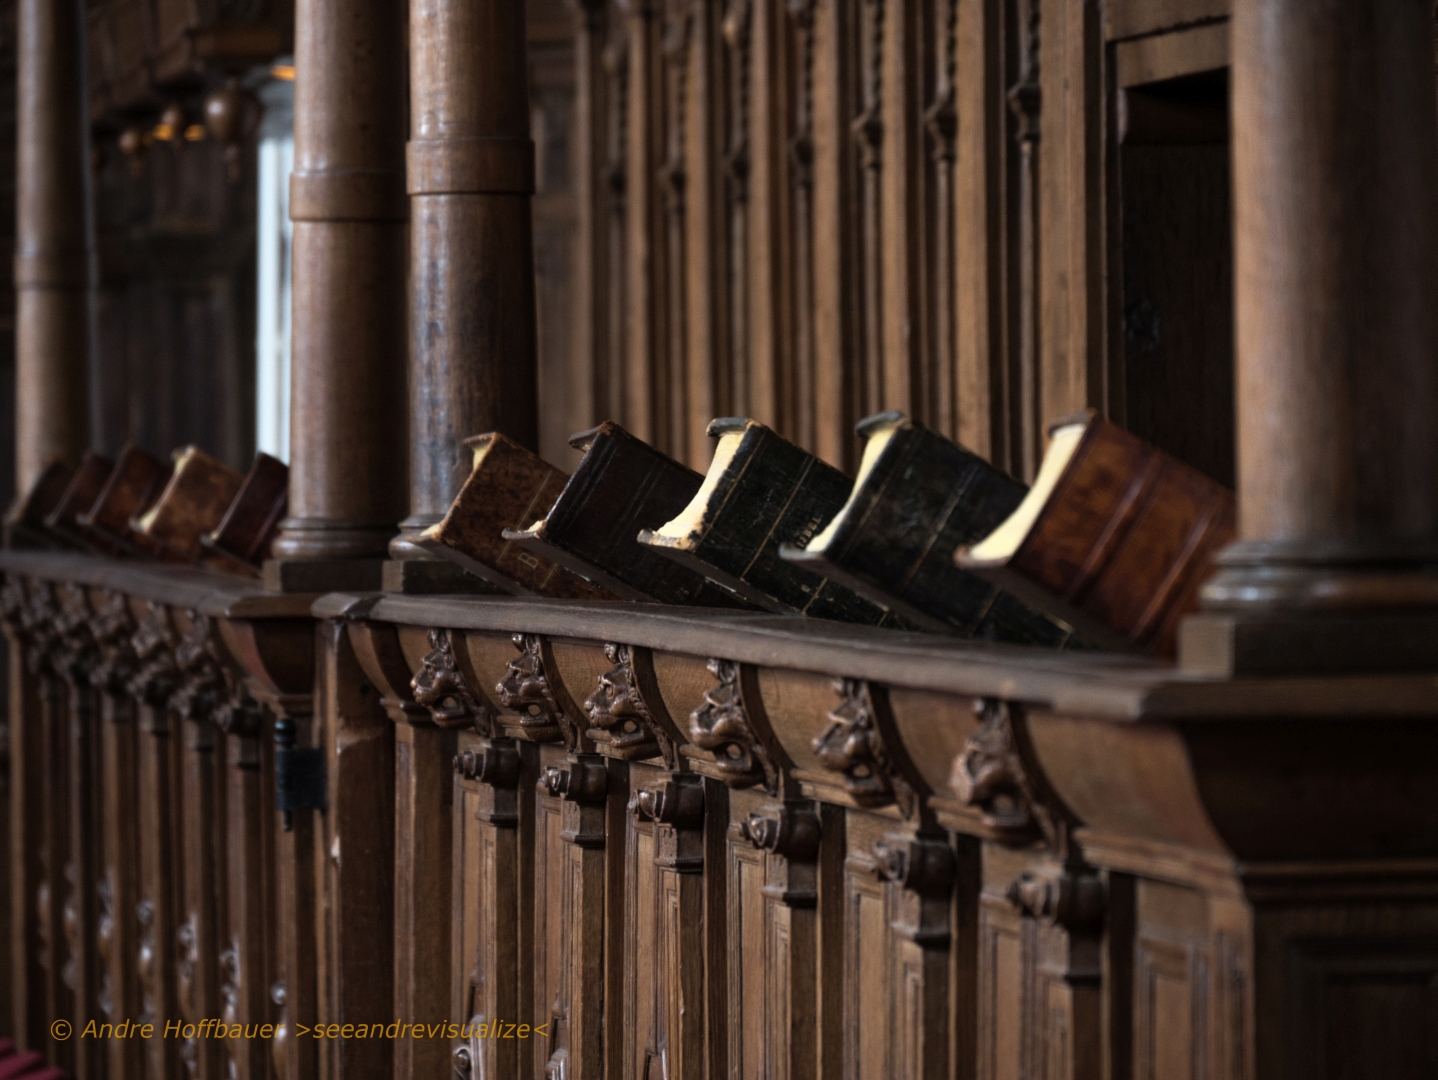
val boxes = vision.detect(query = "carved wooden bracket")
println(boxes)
[88,589,138,695]
[631,774,705,872]
[496,633,569,745]
[871,834,954,897]
[1006,867,1105,932]
[128,601,179,708]
[455,739,525,827]
[214,685,264,741]
[538,757,608,848]
[740,802,820,861]
[686,657,779,792]
[413,628,495,733]
[950,697,1058,846]
[584,642,664,760]
[811,677,919,817]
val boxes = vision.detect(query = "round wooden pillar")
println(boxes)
[1209,0,1438,609]
[270,0,409,561]
[14,0,90,496]
[389,0,540,560]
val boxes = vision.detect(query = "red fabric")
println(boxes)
[0,1051,44,1079]
[23,1070,65,1080]
[0,1040,14,1059]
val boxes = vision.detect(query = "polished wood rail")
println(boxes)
[7,549,1438,1080]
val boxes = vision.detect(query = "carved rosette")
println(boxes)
[413,627,495,734]
[89,590,139,694]
[811,677,916,815]
[687,657,775,790]
[583,642,665,759]
[950,697,1048,843]
[128,602,179,708]
[495,633,568,744]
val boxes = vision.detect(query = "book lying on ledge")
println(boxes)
[955,411,1235,655]
[78,444,173,558]
[503,422,752,608]
[416,432,617,600]
[780,411,1079,647]
[200,451,290,576]
[638,417,906,625]
[4,460,75,548]
[45,452,116,551]
[133,446,246,562]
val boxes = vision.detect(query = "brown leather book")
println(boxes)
[416,432,617,599]
[78,444,174,558]
[502,422,752,607]
[132,446,246,563]
[45,452,116,551]
[955,412,1235,655]
[201,451,289,575]
[5,460,77,548]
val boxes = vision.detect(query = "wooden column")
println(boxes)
[269,0,408,574]
[1193,0,1438,672]
[14,0,90,496]
[389,0,540,577]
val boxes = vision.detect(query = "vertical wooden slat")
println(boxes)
[573,0,614,455]
[624,0,666,448]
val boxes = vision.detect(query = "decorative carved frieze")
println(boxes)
[687,657,775,791]
[413,627,494,733]
[583,642,666,760]
[172,610,226,722]
[19,582,62,675]
[495,633,566,744]
[54,583,98,683]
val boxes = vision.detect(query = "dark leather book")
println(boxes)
[78,444,173,558]
[5,461,77,548]
[200,451,289,575]
[637,417,907,625]
[956,411,1235,655]
[416,432,618,599]
[502,422,752,608]
[132,446,246,562]
[45,452,116,551]
[779,411,1077,646]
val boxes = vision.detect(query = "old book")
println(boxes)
[416,432,618,599]
[78,444,174,557]
[956,411,1236,655]
[502,422,751,608]
[780,411,1077,646]
[637,417,906,625]
[4,461,77,548]
[200,451,289,575]
[44,452,116,551]
[132,446,246,562]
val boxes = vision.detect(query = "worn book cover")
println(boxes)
[200,451,289,575]
[79,444,173,558]
[133,446,246,562]
[45,452,116,551]
[780,411,1078,646]
[417,432,617,599]
[5,460,77,549]
[503,422,752,608]
[956,411,1236,655]
[638,417,907,625]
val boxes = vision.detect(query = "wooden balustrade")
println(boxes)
[6,549,1438,1079]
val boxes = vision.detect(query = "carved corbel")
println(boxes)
[413,627,496,734]
[1006,867,1105,932]
[454,741,524,827]
[738,801,821,905]
[88,590,138,695]
[871,832,954,946]
[172,610,228,723]
[686,658,781,792]
[584,642,682,764]
[630,775,705,872]
[811,677,919,817]
[950,697,1061,847]
[496,633,585,748]
[128,601,180,710]
[537,757,608,848]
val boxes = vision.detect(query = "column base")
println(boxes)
[263,558,386,594]
[1179,611,1438,676]
[381,558,500,595]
